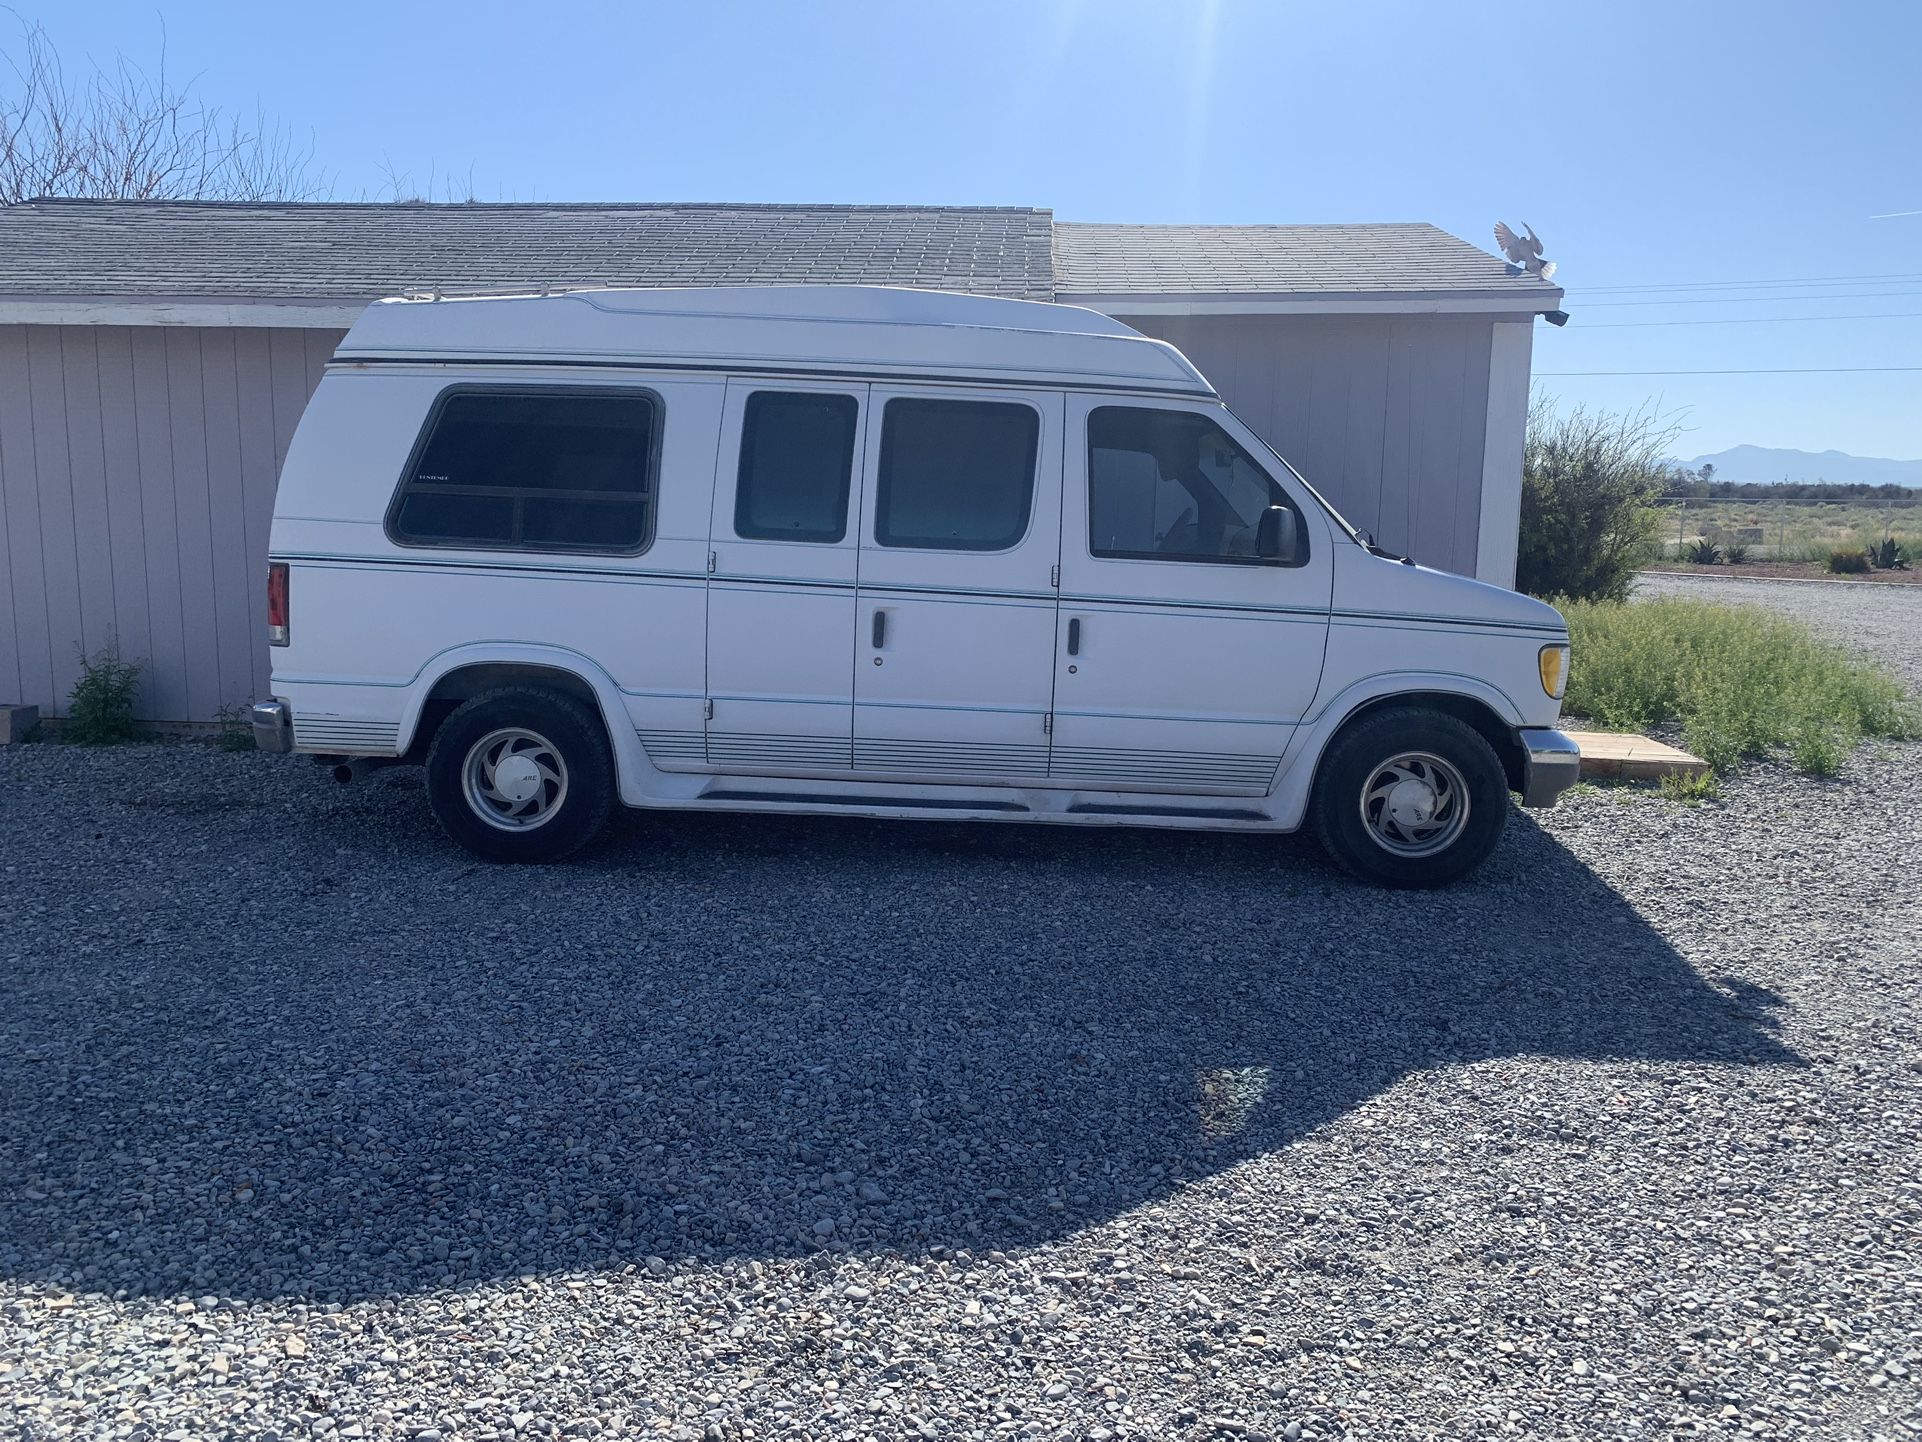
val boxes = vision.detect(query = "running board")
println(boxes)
[699,788,1029,813]
[1065,802,1269,821]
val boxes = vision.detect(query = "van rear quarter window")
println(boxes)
[388,388,659,553]
[874,398,1038,551]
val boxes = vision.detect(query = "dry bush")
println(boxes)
[1,15,320,203]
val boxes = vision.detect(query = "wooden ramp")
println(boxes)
[1562,729,1711,782]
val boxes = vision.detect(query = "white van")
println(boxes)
[251,286,1577,887]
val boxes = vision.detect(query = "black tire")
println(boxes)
[1310,707,1510,888]
[424,685,616,863]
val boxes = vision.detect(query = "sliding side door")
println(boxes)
[704,381,867,772]
[850,388,1065,783]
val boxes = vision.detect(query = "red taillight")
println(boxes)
[267,562,289,646]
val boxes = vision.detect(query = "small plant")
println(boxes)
[1684,538,1722,565]
[1723,544,1750,565]
[1790,724,1846,777]
[212,702,257,752]
[65,642,144,745]
[1658,770,1718,802]
[1866,536,1908,570]
[1825,549,1870,574]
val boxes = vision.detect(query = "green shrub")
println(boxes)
[1826,549,1870,574]
[1684,538,1722,565]
[1790,725,1847,778]
[1866,536,1908,570]
[1774,542,1832,564]
[1658,770,1718,802]
[65,642,144,745]
[212,702,256,752]
[1558,598,1917,774]
[1517,396,1669,602]
[1724,544,1750,565]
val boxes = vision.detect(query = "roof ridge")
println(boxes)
[10,197,1053,216]
[1055,220,1442,230]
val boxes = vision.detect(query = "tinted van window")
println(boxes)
[874,398,1038,551]
[390,388,657,553]
[1087,406,1302,565]
[735,392,858,543]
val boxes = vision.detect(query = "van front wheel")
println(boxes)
[1311,708,1509,888]
[425,686,615,863]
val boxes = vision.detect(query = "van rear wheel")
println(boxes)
[1311,707,1509,888]
[425,685,615,863]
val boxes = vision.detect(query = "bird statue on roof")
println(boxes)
[1493,221,1557,280]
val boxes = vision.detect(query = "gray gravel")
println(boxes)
[1635,571,1922,694]
[5,606,1922,1439]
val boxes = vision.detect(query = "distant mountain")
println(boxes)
[1685,446,1922,488]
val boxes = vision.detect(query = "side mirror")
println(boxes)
[1256,505,1298,565]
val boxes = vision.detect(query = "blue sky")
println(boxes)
[24,0,1922,461]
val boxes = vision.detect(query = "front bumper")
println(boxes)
[1518,727,1581,807]
[250,699,293,753]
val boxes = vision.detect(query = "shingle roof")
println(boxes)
[0,201,1557,309]
[0,200,1057,301]
[1054,221,1560,300]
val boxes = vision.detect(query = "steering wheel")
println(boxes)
[1157,508,1199,555]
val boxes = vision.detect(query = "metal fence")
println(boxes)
[1653,495,1922,560]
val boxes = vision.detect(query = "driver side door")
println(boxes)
[1049,398,1334,796]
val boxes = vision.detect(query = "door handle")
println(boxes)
[1066,617,1081,656]
[871,609,887,649]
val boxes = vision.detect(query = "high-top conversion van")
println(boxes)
[251,286,1577,887]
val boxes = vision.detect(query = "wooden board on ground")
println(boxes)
[1562,729,1711,782]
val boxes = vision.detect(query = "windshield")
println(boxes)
[1221,405,1365,545]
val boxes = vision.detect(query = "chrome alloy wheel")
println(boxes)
[461,727,569,832]
[1358,751,1471,858]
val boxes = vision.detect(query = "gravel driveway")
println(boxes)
[4,586,1920,1441]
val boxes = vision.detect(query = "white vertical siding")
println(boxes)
[0,327,48,713]
[1475,320,1535,587]
[1115,314,1497,578]
[0,324,345,721]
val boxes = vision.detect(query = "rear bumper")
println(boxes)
[250,700,293,754]
[1518,727,1581,807]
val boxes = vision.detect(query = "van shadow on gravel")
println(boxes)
[0,776,1799,1303]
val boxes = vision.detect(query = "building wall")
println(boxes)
[0,324,344,722]
[1113,313,1499,579]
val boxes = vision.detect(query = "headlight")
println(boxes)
[1538,643,1570,700]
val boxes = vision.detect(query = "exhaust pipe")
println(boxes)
[331,757,398,785]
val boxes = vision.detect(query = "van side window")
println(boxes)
[389,388,657,554]
[735,392,858,543]
[1087,406,1303,566]
[874,398,1038,552]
